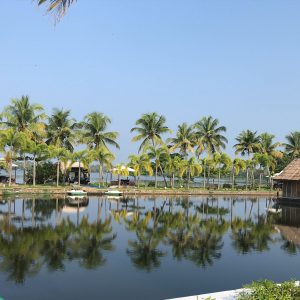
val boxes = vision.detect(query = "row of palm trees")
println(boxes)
[0,96,299,188]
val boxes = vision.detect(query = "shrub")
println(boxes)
[238,280,300,300]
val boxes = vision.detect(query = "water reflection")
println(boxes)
[0,195,298,286]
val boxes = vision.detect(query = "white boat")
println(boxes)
[67,189,88,196]
[267,207,282,214]
[105,190,122,196]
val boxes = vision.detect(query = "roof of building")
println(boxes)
[273,158,300,181]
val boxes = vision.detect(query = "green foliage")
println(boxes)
[238,280,300,300]
[27,161,57,184]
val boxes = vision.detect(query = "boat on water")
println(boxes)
[267,207,282,214]
[105,190,122,196]
[67,189,88,196]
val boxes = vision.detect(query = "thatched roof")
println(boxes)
[273,159,300,181]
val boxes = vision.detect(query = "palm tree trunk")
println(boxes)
[23,154,26,184]
[203,165,206,189]
[232,167,235,190]
[172,173,175,188]
[33,154,36,186]
[218,167,221,190]
[8,158,13,187]
[188,169,191,189]
[138,174,140,188]
[56,160,60,187]
[78,161,81,186]
[246,167,249,191]
[155,164,158,188]
[99,164,101,188]
[159,165,168,187]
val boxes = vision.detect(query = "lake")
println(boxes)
[0,195,299,300]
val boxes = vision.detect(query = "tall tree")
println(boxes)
[234,130,261,156]
[284,131,300,158]
[194,116,228,155]
[213,152,232,190]
[129,154,153,188]
[46,108,77,152]
[91,148,115,187]
[131,113,170,152]
[179,157,202,189]
[81,112,119,151]
[0,130,27,186]
[231,158,246,190]
[1,96,46,182]
[169,123,195,157]
[146,145,169,188]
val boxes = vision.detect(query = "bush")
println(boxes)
[238,280,300,300]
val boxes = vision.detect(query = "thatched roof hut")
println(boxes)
[274,159,300,199]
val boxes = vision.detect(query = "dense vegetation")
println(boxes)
[0,96,298,188]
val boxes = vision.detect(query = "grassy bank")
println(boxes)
[0,185,279,197]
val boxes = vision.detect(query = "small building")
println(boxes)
[273,158,300,199]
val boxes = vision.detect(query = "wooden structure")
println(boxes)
[273,159,300,199]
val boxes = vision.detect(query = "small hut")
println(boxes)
[273,159,300,199]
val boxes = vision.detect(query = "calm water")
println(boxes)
[0,195,299,300]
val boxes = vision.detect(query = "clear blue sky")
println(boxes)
[1,1,300,161]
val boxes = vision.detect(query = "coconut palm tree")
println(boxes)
[169,123,195,157]
[179,157,202,189]
[131,113,170,152]
[165,155,183,188]
[91,148,115,187]
[81,112,119,151]
[146,145,169,188]
[284,131,300,158]
[37,0,76,19]
[1,96,46,182]
[129,154,153,188]
[260,133,282,159]
[27,142,50,186]
[0,129,27,186]
[194,116,228,155]
[46,108,77,152]
[112,164,130,188]
[1,96,45,136]
[72,150,90,186]
[234,130,261,156]
[231,158,246,189]
[49,146,70,187]
[213,153,232,189]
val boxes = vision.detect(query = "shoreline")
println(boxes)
[0,186,279,197]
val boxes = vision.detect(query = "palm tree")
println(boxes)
[231,158,246,189]
[131,113,170,152]
[213,153,232,189]
[0,129,27,186]
[1,96,45,136]
[81,112,119,151]
[179,157,202,189]
[49,146,69,187]
[1,96,46,182]
[37,0,76,19]
[91,148,115,187]
[169,123,195,157]
[194,116,228,155]
[165,155,183,188]
[146,145,169,188]
[46,108,77,152]
[27,142,50,186]
[234,130,261,156]
[72,150,89,186]
[112,164,130,188]
[260,133,282,158]
[129,154,153,188]
[284,131,300,158]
